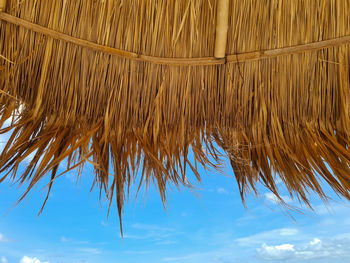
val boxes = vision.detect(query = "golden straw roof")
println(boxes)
[0,0,349,229]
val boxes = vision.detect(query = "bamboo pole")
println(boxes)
[0,0,6,11]
[214,0,229,58]
[1,13,350,65]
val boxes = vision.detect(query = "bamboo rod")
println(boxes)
[1,13,350,65]
[214,0,229,58]
[0,0,6,11]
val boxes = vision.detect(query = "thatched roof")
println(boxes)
[0,0,349,229]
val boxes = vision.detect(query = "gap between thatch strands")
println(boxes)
[0,89,23,103]
[1,12,350,66]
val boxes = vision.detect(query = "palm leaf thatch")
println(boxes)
[0,0,350,228]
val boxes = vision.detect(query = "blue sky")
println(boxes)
[1,121,350,263]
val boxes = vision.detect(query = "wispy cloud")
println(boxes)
[257,243,296,260]
[236,228,299,247]
[162,254,197,262]
[59,236,88,245]
[65,173,76,183]
[0,134,11,152]
[131,223,174,232]
[123,250,152,255]
[155,240,177,245]
[161,248,244,263]
[101,221,108,227]
[60,236,69,243]
[122,234,146,240]
[122,223,180,241]
[1,117,14,128]
[19,256,49,263]
[77,247,102,255]
[1,257,8,263]
[0,233,9,243]
[264,193,293,205]
[256,236,350,262]
[217,187,229,195]
[313,203,350,216]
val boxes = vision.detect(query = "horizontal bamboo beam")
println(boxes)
[1,12,350,66]
[214,0,229,58]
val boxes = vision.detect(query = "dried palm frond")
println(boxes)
[0,0,349,230]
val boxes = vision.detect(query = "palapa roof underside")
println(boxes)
[0,0,350,229]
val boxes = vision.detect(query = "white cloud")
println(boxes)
[265,193,293,204]
[217,187,229,195]
[0,128,38,165]
[3,119,13,128]
[257,236,350,261]
[1,257,8,263]
[279,228,299,236]
[159,231,350,263]
[131,223,174,232]
[275,244,294,250]
[163,254,197,261]
[335,232,350,239]
[65,173,76,183]
[294,251,315,258]
[236,228,299,246]
[19,256,49,263]
[123,250,152,255]
[0,116,15,152]
[0,134,10,152]
[122,234,146,239]
[1,116,15,129]
[123,223,178,240]
[0,233,8,242]
[77,248,102,255]
[258,243,295,260]
[23,150,37,165]
[60,236,68,242]
[313,203,350,216]
[275,177,283,185]
[101,221,108,226]
[155,240,177,245]
[310,238,321,246]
